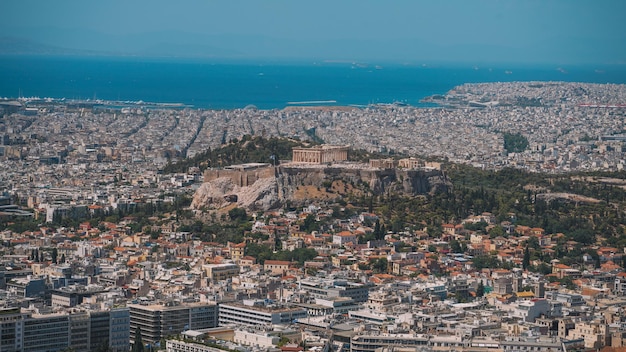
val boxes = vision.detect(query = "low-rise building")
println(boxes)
[218,300,307,327]
[203,263,240,282]
[263,260,290,276]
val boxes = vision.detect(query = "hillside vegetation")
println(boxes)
[351,163,626,251]
[163,135,390,173]
[164,136,626,253]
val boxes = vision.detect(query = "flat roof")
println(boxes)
[127,302,216,311]
[220,302,306,314]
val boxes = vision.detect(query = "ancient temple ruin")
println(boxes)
[291,145,349,164]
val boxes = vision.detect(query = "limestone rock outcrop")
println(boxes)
[191,176,281,212]
[191,164,450,212]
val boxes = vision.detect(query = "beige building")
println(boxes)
[567,321,609,350]
[263,260,291,276]
[292,145,349,164]
[233,329,279,349]
[332,231,357,246]
[367,290,400,310]
[228,242,246,262]
[202,263,240,282]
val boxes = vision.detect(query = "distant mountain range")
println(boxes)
[0,35,243,58]
[0,26,622,64]
[0,37,97,56]
[0,27,250,58]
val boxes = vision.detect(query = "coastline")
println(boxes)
[2,56,626,110]
[2,81,626,175]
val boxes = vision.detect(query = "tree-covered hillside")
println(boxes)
[163,135,307,173]
[347,163,626,251]
[163,135,390,173]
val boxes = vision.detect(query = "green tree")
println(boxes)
[472,255,500,270]
[51,248,58,264]
[476,280,485,297]
[372,258,388,273]
[358,262,371,271]
[450,239,463,253]
[535,262,552,275]
[378,224,386,240]
[228,207,248,222]
[561,276,576,290]
[503,132,529,153]
[277,336,290,347]
[133,327,145,352]
[527,236,540,250]
[570,229,595,245]
[302,214,319,233]
[373,220,381,238]
[95,339,112,352]
[488,225,505,238]
[523,246,530,270]
[464,221,488,232]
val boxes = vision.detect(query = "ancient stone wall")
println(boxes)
[196,163,450,211]
[203,166,276,187]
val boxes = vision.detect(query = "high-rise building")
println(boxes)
[0,306,129,352]
[110,308,132,352]
[129,302,218,346]
[90,308,131,352]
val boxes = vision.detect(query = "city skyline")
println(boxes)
[1,0,625,64]
[2,1,626,351]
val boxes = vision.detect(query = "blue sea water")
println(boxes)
[1,56,625,109]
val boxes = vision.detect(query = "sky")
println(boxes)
[1,0,625,64]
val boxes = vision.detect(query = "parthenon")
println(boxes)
[292,145,349,164]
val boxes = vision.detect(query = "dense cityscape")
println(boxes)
[1,81,626,352]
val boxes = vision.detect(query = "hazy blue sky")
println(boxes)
[1,0,624,64]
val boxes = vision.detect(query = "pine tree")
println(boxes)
[132,327,145,352]
[523,246,530,270]
[373,220,381,238]
[95,339,111,352]
[380,224,386,239]
[477,280,485,297]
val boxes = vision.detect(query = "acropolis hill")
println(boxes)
[191,146,449,211]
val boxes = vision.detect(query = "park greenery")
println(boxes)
[503,132,529,153]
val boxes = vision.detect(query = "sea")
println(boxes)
[1,56,626,110]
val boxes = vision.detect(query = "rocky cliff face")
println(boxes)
[190,175,281,212]
[191,164,450,212]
